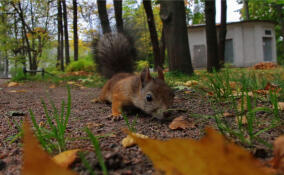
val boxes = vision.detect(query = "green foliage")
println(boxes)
[122,113,137,133]
[66,56,95,72]
[29,87,72,153]
[136,60,150,71]
[164,71,196,87]
[10,67,26,82]
[85,128,108,175]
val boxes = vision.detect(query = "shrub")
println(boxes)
[136,60,149,71]
[66,58,95,72]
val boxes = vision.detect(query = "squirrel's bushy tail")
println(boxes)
[94,33,136,79]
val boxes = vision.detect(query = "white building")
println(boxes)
[188,20,277,68]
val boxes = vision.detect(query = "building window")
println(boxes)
[265,30,271,35]
[225,39,234,63]
[263,37,272,61]
[193,45,206,68]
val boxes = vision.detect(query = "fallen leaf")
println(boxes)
[67,81,76,85]
[122,133,148,148]
[53,149,80,168]
[255,89,269,95]
[183,80,198,87]
[127,127,269,175]
[272,135,284,174]
[7,82,19,87]
[86,122,104,129]
[169,116,194,130]
[223,112,234,117]
[49,84,56,89]
[264,82,279,91]
[235,116,248,125]
[22,120,77,175]
[278,102,284,111]
[253,62,277,70]
[207,92,214,96]
[229,81,238,89]
[8,89,27,93]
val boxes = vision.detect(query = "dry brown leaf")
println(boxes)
[272,135,284,174]
[86,122,104,129]
[49,84,56,89]
[183,80,198,87]
[22,120,77,175]
[127,127,270,175]
[122,133,148,148]
[53,149,80,168]
[253,62,277,70]
[8,89,27,93]
[67,81,76,85]
[7,82,19,87]
[169,116,194,130]
[223,112,234,117]
[278,102,284,111]
[229,81,238,89]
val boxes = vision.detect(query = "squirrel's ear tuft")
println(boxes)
[140,67,152,87]
[157,66,164,80]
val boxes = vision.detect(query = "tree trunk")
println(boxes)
[243,0,249,20]
[113,0,123,33]
[73,0,79,61]
[160,1,193,75]
[97,0,111,34]
[218,0,227,67]
[205,0,219,72]
[159,25,166,68]
[143,0,162,70]
[275,4,284,53]
[62,0,70,65]
[57,0,64,71]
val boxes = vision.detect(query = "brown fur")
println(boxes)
[96,68,174,120]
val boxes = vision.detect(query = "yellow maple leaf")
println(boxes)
[128,127,270,175]
[22,120,78,175]
[53,149,80,168]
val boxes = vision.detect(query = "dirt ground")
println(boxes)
[0,80,282,175]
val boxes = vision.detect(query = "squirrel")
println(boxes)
[93,33,174,120]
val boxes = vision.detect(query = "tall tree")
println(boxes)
[239,1,284,63]
[143,0,163,69]
[113,0,123,33]
[205,0,219,72]
[97,0,111,34]
[57,0,64,71]
[218,0,227,67]
[73,0,79,61]
[62,0,70,65]
[243,0,250,20]
[274,4,284,54]
[160,0,193,75]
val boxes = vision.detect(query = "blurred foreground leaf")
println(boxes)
[128,127,271,175]
[22,120,77,175]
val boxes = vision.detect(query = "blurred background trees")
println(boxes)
[0,0,283,77]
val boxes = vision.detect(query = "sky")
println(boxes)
[105,0,243,23]
[216,0,242,23]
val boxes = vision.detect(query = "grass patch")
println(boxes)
[29,87,72,153]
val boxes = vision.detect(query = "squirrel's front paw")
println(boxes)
[107,113,123,121]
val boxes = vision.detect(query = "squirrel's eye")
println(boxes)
[146,94,152,102]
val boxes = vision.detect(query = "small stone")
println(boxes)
[7,111,25,117]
